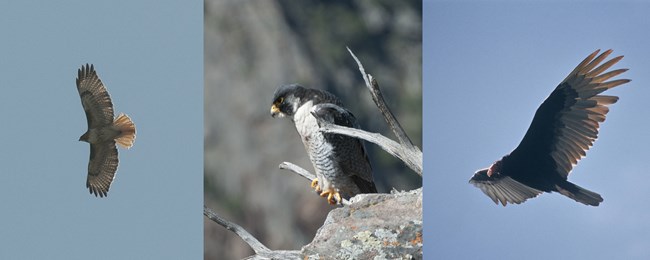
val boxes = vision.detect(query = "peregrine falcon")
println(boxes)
[271,84,377,204]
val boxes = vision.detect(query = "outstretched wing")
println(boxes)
[470,169,543,206]
[86,141,119,197]
[311,103,376,193]
[76,64,114,128]
[510,49,629,179]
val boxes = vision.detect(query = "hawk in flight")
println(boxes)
[271,84,376,205]
[76,64,136,197]
[470,49,630,206]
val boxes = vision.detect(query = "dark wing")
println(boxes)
[470,169,543,206]
[308,88,344,106]
[86,141,119,197]
[76,64,115,128]
[312,103,376,193]
[510,49,629,179]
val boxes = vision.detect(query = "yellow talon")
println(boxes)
[319,190,330,198]
[319,189,342,205]
[311,178,321,193]
[329,192,342,205]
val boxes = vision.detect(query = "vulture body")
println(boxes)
[470,49,629,206]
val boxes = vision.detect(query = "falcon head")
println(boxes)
[270,84,304,118]
[271,84,344,119]
[271,84,320,118]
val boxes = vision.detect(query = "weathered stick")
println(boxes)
[279,162,352,205]
[279,162,315,181]
[318,123,422,175]
[204,206,302,259]
[334,47,423,175]
[346,47,420,153]
[203,206,270,254]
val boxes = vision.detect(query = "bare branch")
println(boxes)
[340,47,422,176]
[204,206,302,259]
[319,124,422,175]
[346,47,419,152]
[279,162,315,181]
[203,206,270,254]
[278,162,352,205]
[243,250,301,260]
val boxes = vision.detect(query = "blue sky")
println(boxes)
[424,1,650,259]
[0,1,202,259]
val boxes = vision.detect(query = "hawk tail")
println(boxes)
[114,113,136,149]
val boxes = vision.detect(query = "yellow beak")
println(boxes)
[270,104,281,116]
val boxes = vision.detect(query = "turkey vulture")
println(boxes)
[470,49,630,206]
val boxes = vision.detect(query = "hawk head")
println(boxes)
[79,132,89,142]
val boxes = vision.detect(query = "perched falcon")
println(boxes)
[470,49,630,206]
[271,84,376,204]
[76,64,136,197]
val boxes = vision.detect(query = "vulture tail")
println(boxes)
[114,113,136,149]
[556,181,603,206]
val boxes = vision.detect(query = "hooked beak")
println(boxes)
[270,104,282,118]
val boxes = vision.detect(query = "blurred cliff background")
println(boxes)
[204,0,422,259]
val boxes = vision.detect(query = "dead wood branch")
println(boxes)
[317,123,422,175]
[346,47,419,152]
[278,162,315,181]
[204,206,301,259]
[279,162,352,206]
[340,47,423,175]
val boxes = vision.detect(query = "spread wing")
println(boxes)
[312,103,376,193]
[470,169,543,206]
[86,141,119,197]
[76,64,114,128]
[509,49,629,179]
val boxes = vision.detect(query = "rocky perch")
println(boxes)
[301,188,422,260]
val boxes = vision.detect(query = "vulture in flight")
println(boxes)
[470,49,630,206]
[76,64,136,197]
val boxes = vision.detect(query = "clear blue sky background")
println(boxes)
[0,1,202,259]
[424,1,650,259]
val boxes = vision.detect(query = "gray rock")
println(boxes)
[302,188,423,259]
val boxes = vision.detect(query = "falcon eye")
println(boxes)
[278,97,284,104]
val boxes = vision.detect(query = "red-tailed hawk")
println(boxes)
[76,64,136,197]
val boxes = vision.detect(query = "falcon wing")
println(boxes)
[76,64,115,128]
[510,49,629,179]
[86,141,119,197]
[312,103,377,193]
[470,169,543,206]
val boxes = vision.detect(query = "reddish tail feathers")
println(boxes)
[114,113,136,149]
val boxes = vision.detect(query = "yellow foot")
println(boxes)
[319,189,342,205]
[311,178,321,193]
